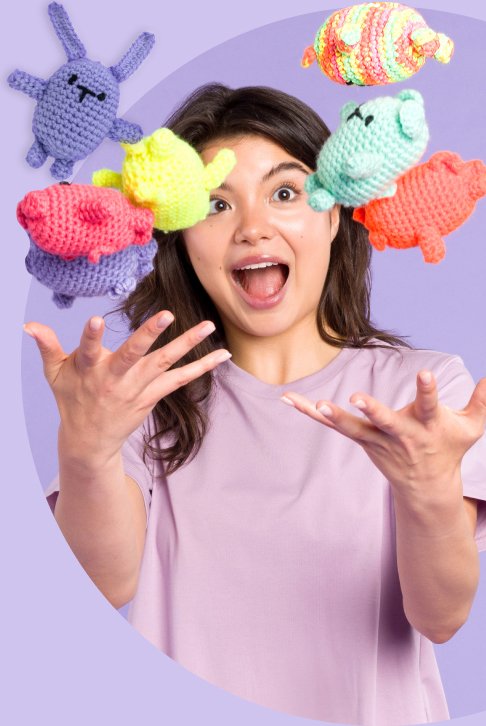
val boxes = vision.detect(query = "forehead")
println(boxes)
[200,134,303,167]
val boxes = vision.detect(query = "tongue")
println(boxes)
[240,265,286,299]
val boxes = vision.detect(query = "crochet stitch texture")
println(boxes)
[305,89,429,211]
[7,2,155,180]
[353,152,486,263]
[17,184,155,263]
[301,2,454,86]
[93,128,236,231]
[25,237,158,308]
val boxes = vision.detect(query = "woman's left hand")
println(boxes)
[282,370,486,498]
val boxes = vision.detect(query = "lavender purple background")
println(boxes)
[3,1,486,724]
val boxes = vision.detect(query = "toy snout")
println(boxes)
[17,190,49,229]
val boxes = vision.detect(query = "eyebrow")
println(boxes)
[217,161,309,192]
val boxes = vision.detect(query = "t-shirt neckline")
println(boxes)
[215,346,361,399]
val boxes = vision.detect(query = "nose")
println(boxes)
[233,201,275,245]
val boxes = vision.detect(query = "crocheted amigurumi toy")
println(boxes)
[17,184,154,263]
[25,236,158,308]
[7,2,155,180]
[301,2,454,86]
[92,128,236,231]
[305,89,429,211]
[353,152,486,263]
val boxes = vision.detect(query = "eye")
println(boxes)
[209,198,229,215]
[272,184,298,202]
[68,74,78,85]
[97,92,106,102]
[365,114,374,126]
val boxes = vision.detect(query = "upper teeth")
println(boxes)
[237,262,280,270]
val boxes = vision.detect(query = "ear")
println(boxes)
[330,204,341,242]
[110,32,155,83]
[340,101,358,123]
[397,90,427,139]
[78,198,115,224]
[47,2,86,61]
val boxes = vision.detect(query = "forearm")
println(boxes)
[55,427,143,609]
[392,474,479,643]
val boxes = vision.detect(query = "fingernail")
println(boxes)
[280,396,295,407]
[197,321,216,339]
[156,312,174,329]
[213,350,232,363]
[23,324,35,339]
[89,317,103,332]
[419,371,432,385]
[318,403,333,417]
[353,399,367,410]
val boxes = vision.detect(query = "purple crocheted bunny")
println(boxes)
[7,2,155,180]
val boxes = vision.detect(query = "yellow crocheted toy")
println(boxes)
[92,128,236,232]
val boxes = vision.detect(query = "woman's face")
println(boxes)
[183,134,340,340]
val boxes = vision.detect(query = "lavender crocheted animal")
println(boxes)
[305,89,429,211]
[7,2,155,180]
[25,236,158,309]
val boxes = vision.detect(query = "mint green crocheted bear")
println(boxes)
[305,89,429,211]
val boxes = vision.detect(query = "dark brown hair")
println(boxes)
[114,83,411,474]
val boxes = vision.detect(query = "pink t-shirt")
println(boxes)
[47,344,486,726]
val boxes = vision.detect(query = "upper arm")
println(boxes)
[126,474,148,567]
[464,496,478,537]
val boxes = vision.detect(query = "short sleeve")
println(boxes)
[436,355,486,552]
[44,417,156,526]
[121,418,155,523]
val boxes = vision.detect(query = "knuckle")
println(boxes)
[156,352,175,370]
[175,369,191,387]
[118,347,139,368]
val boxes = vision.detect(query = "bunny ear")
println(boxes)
[110,32,155,83]
[47,3,86,61]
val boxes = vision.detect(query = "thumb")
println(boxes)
[465,378,486,429]
[23,322,68,385]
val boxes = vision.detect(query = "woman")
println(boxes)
[27,84,486,726]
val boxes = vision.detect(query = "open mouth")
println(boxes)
[231,261,290,301]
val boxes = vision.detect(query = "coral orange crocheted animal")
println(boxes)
[17,183,154,263]
[353,152,486,263]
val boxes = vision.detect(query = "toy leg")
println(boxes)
[26,139,48,169]
[50,158,75,181]
[108,277,137,299]
[417,230,446,264]
[53,292,75,308]
[368,232,388,251]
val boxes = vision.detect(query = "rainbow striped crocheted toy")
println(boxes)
[301,2,454,86]
[92,128,236,232]
[353,152,486,263]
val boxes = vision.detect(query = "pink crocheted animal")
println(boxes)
[17,183,154,263]
[353,152,486,263]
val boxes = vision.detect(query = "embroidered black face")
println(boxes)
[346,105,374,126]
[67,73,106,103]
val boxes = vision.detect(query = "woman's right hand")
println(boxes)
[23,311,230,466]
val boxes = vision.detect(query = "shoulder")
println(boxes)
[347,341,471,408]
[354,340,465,378]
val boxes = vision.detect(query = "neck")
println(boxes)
[222,315,343,385]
